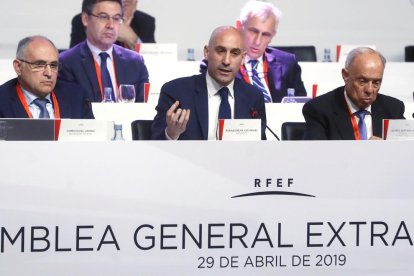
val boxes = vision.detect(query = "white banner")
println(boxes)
[0,141,413,275]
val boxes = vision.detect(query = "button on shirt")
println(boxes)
[206,73,235,140]
[87,40,117,101]
[344,90,373,138]
[22,88,54,119]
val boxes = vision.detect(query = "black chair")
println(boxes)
[131,120,153,140]
[271,45,317,62]
[281,122,306,140]
[405,46,414,62]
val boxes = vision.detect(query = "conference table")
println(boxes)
[1,140,413,275]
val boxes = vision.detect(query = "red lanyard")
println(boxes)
[93,55,119,100]
[16,83,60,119]
[240,54,270,88]
[345,94,361,140]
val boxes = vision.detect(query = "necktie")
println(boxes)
[217,87,231,119]
[99,52,115,101]
[249,60,272,103]
[355,110,368,140]
[33,98,50,119]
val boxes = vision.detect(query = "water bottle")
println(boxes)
[187,48,195,61]
[322,48,332,62]
[112,124,125,141]
[284,88,297,103]
[102,87,115,103]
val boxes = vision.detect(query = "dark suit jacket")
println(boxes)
[199,47,306,102]
[302,86,405,140]
[0,78,94,119]
[58,41,149,102]
[69,10,156,48]
[261,47,307,102]
[151,74,267,140]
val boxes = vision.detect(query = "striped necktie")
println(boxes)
[249,60,272,103]
[355,110,368,140]
[33,98,50,119]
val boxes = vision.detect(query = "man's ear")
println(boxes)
[203,45,209,60]
[81,12,88,28]
[341,68,349,83]
[13,59,22,76]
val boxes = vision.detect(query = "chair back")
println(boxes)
[272,46,317,62]
[131,120,153,140]
[281,122,306,140]
[405,46,414,62]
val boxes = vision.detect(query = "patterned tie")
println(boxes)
[99,52,115,101]
[33,98,50,119]
[249,60,272,103]
[355,110,368,140]
[217,87,231,119]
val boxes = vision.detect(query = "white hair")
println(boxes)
[239,0,283,31]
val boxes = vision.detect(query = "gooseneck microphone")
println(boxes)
[250,108,280,141]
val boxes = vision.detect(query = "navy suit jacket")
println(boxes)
[0,78,94,119]
[58,41,149,102]
[69,10,156,48]
[302,86,405,140]
[260,47,307,102]
[200,47,306,102]
[152,74,267,140]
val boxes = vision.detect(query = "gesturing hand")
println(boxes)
[165,101,191,139]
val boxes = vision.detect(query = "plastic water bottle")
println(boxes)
[284,88,297,103]
[187,48,195,61]
[322,48,332,62]
[102,87,115,103]
[112,124,125,141]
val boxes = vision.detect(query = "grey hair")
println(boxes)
[239,0,283,32]
[16,35,57,59]
[345,47,386,69]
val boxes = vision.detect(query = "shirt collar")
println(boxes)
[21,86,52,105]
[344,89,372,114]
[245,54,264,66]
[205,72,234,99]
[86,39,114,62]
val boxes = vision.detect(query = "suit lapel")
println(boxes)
[332,88,355,139]
[10,85,29,118]
[80,42,101,102]
[371,100,385,137]
[193,75,209,139]
[265,50,282,102]
[233,79,251,119]
[113,46,126,86]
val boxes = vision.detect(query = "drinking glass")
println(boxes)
[118,85,136,103]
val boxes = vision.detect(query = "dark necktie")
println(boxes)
[355,110,368,140]
[217,87,231,119]
[99,52,115,100]
[249,60,272,103]
[33,98,50,119]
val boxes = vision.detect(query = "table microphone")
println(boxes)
[250,108,280,141]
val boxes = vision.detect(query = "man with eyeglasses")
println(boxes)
[70,0,155,49]
[0,36,94,119]
[59,0,149,103]
[200,1,306,103]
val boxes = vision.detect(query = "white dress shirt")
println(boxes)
[344,89,373,138]
[22,88,54,119]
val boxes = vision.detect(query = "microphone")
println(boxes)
[250,108,280,141]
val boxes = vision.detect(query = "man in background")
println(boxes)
[302,47,405,140]
[70,0,156,48]
[0,36,93,119]
[201,0,306,103]
[59,0,149,103]
[152,26,266,140]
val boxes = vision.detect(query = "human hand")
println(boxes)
[166,101,190,139]
[117,22,137,50]
[369,136,383,140]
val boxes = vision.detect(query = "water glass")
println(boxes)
[118,84,136,103]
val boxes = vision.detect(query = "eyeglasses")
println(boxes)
[89,12,124,24]
[242,69,268,79]
[18,59,60,72]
